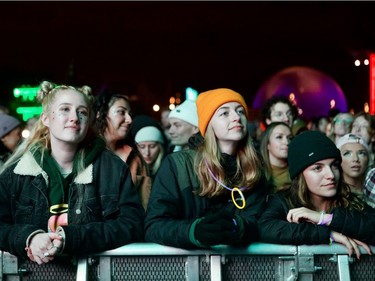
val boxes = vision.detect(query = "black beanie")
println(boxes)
[288,131,342,180]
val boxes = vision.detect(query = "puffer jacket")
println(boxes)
[258,192,375,245]
[144,149,267,248]
[0,148,144,259]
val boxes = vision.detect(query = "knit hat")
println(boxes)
[196,88,248,137]
[0,114,21,139]
[288,131,342,180]
[336,133,370,153]
[168,100,198,127]
[135,126,164,144]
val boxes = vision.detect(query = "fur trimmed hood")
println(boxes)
[14,151,93,185]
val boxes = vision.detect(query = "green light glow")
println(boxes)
[13,87,40,102]
[16,106,42,121]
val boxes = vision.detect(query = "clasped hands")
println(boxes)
[25,232,63,265]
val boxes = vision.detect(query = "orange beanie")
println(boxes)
[196,88,248,137]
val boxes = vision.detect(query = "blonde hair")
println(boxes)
[195,123,261,197]
[1,81,95,174]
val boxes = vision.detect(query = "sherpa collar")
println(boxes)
[13,151,94,185]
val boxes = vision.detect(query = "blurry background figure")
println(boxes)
[22,117,39,139]
[0,105,9,115]
[337,134,369,197]
[260,122,292,193]
[318,116,329,135]
[328,112,353,145]
[291,118,307,136]
[129,115,168,181]
[160,106,171,141]
[350,111,375,169]
[168,100,199,152]
[0,114,22,168]
[94,90,151,210]
[261,96,298,129]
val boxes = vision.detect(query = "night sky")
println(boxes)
[1,2,374,120]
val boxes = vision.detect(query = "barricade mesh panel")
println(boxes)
[19,258,77,281]
[199,256,211,281]
[111,256,186,280]
[223,256,277,280]
[350,255,375,281]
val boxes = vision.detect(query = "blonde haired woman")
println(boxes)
[0,81,143,264]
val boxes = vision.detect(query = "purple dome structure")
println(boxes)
[252,66,348,119]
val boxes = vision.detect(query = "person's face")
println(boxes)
[267,125,292,161]
[340,142,369,180]
[318,118,328,134]
[161,110,171,129]
[1,126,22,152]
[168,118,198,147]
[303,158,340,201]
[137,141,161,165]
[334,113,352,137]
[41,90,90,146]
[267,102,294,127]
[351,116,371,144]
[209,102,247,151]
[104,98,132,141]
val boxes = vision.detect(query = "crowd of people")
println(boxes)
[1,81,375,266]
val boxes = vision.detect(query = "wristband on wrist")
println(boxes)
[318,212,333,225]
[329,233,335,245]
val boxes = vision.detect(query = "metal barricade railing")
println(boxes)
[1,243,375,281]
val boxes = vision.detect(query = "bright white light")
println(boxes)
[169,104,176,110]
[153,104,160,112]
[355,60,361,66]
[22,129,30,139]
[364,59,369,65]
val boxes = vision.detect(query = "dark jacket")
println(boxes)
[0,149,144,259]
[258,192,375,245]
[144,149,267,248]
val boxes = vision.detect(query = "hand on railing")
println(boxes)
[25,232,63,265]
[330,231,372,259]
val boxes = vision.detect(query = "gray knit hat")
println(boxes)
[0,114,21,139]
[288,130,342,180]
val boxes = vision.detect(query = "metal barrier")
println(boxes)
[1,243,374,281]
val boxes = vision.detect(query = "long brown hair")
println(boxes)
[195,123,261,197]
[280,168,364,212]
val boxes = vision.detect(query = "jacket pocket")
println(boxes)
[101,195,120,219]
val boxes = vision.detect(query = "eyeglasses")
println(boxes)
[271,111,294,119]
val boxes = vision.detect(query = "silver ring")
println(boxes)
[43,252,50,257]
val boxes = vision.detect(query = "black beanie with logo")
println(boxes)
[288,131,342,180]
